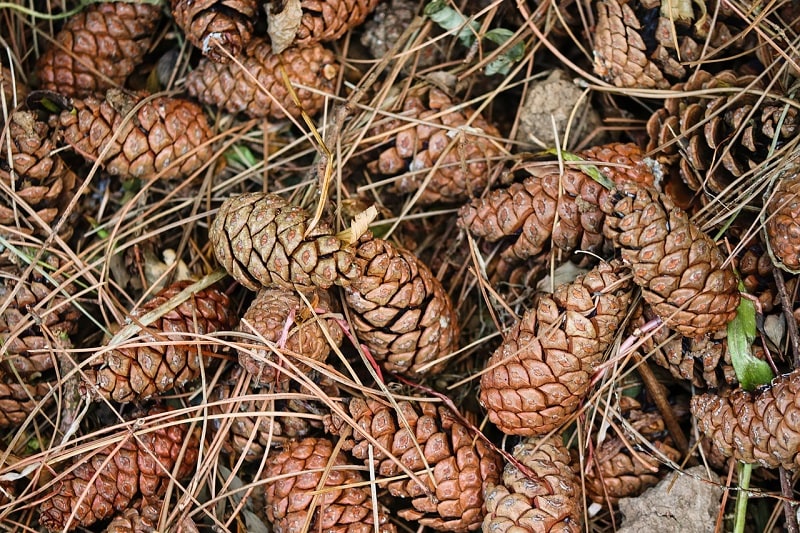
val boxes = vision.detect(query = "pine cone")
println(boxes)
[210,192,359,291]
[324,398,503,532]
[737,243,777,312]
[459,143,656,265]
[53,89,215,181]
[479,261,632,436]
[91,280,233,403]
[690,369,800,470]
[294,0,380,45]
[171,0,255,62]
[1,65,27,105]
[602,183,740,337]
[0,375,52,428]
[236,287,342,385]
[366,87,502,205]
[105,498,200,533]
[0,111,79,238]
[483,435,581,533]
[185,37,339,120]
[265,437,396,533]
[593,0,753,89]
[0,253,80,377]
[39,408,200,531]
[766,173,800,272]
[646,70,799,200]
[35,2,162,98]
[360,0,441,67]
[343,237,459,377]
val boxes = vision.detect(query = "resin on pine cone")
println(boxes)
[53,89,215,181]
[0,111,78,238]
[602,183,740,337]
[479,261,632,436]
[90,280,233,403]
[766,172,800,272]
[185,37,339,120]
[236,287,342,384]
[0,253,79,377]
[210,192,359,291]
[483,435,581,533]
[325,397,503,532]
[691,369,800,470]
[171,0,255,62]
[35,2,162,98]
[459,143,656,265]
[294,0,380,45]
[265,437,396,533]
[367,87,502,205]
[647,70,798,200]
[343,237,459,377]
[39,408,200,531]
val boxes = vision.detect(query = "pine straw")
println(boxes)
[2,0,800,531]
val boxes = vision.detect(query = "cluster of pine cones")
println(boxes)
[2,0,800,530]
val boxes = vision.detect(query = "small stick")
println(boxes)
[773,266,800,368]
[780,467,799,533]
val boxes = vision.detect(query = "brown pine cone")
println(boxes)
[646,70,799,200]
[91,280,233,403]
[185,37,339,120]
[584,411,681,505]
[105,498,200,533]
[171,0,255,62]
[53,89,215,181]
[737,243,777,312]
[366,87,502,205]
[265,437,396,533]
[602,183,740,337]
[766,173,800,272]
[459,143,656,265]
[236,287,343,384]
[479,261,632,436]
[35,2,162,98]
[324,398,503,532]
[691,369,800,470]
[0,375,52,428]
[210,192,359,291]
[0,111,79,238]
[39,408,200,531]
[343,237,459,377]
[483,435,581,533]
[593,0,753,89]
[0,253,80,377]
[295,0,380,45]
[1,65,27,105]
[360,0,441,67]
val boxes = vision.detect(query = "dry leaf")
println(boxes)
[267,0,303,54]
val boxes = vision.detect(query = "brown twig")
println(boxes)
[780,467,798,533]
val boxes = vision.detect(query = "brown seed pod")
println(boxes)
[766,173,800,272]
[39,408,200,531]
[53,89,216,181]
[35,2,162,98]
[366,86,502,204]
[171,0,256,62]
[343,237,460,377]
[483,435,582,533]
[265,437,396,533]
[479,261,632,436]
[294,0,381,45]
[602,183,740,337]
[325,398,503,532]
[91,280,233,403]
[236,287,342,385]
[185,37,339,120]
[209,192,359,292]
[691,369,800,470]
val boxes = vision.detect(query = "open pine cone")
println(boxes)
[1,65,27,105]
[0,374,53,428]
[185,37,339,120]
[171,0,255,62]
[210,192,359,291]
[294,0,381,45]
[343,237,459,377]
[35,2,162,97]
[90,280,233,403]
[483,435,582,533]
[265,437,396,533]
[39,408,200,531]
[479,261,632,436]
[766,172,800,272]
[602,183,740,337]
[324,397,503,532]
[366,86,502,205]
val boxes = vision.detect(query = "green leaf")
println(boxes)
[728,286,774,390]
[544,148,615,190]
[225,145,258,167]
[483,29,525,76]
[424,0,479,47]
